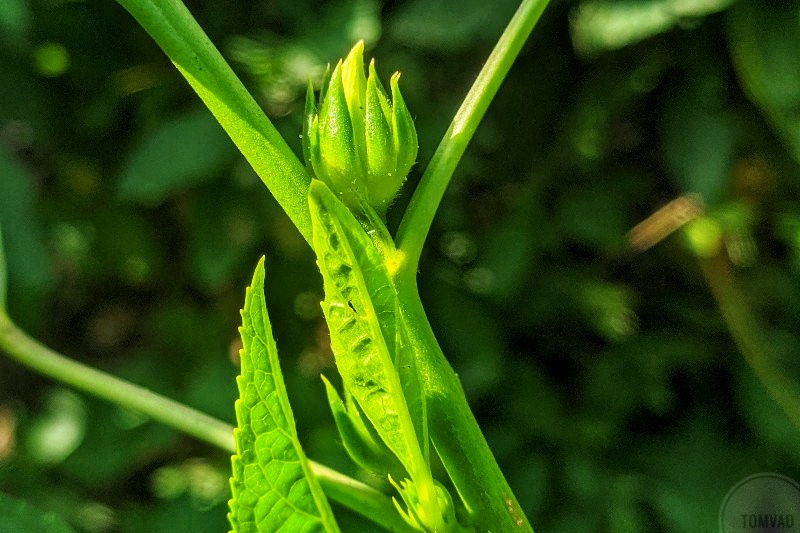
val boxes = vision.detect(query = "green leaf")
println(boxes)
[395,309,428,464]
[117,109,235,204]
[0,147,52,313]
[310,181,452,530]
[660,91,737,203]
[321,375,405,479]
[0,0,31,50]
[727,0,800,163]
[570,0,735,55]
[228,258,339,533]
[308,180,424,480]
[0,493,75,533]
[390,0,518,51]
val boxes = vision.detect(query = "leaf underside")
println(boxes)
[228,257,339,533]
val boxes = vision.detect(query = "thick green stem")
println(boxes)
[115,0,313,243]
[396,280,532,532]
[389,0,551,528]
[0,310,409,531]
[395,0,550,275]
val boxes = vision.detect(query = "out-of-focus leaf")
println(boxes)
[390,0,517,51]
[639,413,760,533]
[60,396,175,485]
[309,180,424,478]
[91,208,166,286]
[132,495,229,533]
[0,493,75,533]
[736,364,800,465]
[727,0,800,163]
[660,92,737,203]
[0,0,29,50]
[23,389,86,465]
[187,184,259,293]
[575,282,637,343]
[571,0,736,55]
[557,187,629,248]
[228,0,383,116]
[422,279,505,399]
[474,201,550,303]
[117,109,235,204]
[0,148,51,307]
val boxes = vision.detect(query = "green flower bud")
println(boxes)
[303,41,418,217]
[389,476,463,532]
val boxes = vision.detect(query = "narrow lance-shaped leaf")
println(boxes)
[309,180,422,479]
[310,180,450,531]
[229,258,339,533]
[302,80,317,171]
[321,375,406,480]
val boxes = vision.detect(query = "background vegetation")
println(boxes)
[1,0,799,531]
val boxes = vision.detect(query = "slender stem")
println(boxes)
[0,310,407,529]
[395,0,550,276]
[389,0,550,527]
[313,462,417,533]
[0,311,234,451]
[115,0,313,243]
[699,253,800,432]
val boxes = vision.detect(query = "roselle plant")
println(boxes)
[0,0,552,530]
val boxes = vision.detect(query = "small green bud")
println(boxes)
[303,41,418,217]
[389,476,464,532]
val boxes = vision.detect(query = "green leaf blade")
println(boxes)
[308,181,421,479]
[322,375,406,479]
[229,257,339,533]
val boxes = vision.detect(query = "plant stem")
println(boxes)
[115,0,313,243]
[395,0,550,275]
[699,253,800,432]
[0,309,234,450]
[396,284,533,531]
[0,310,408,530]
[313,462,418,533]
[390,0,551,528]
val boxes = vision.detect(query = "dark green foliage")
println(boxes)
[0,0,798,531]
[0,493,76,533]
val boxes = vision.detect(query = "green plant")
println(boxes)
[0,0,551,530]
[6,0,798,530]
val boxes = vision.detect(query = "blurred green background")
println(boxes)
[1,0,799,531]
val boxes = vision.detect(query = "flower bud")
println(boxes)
[303,41,418,217]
